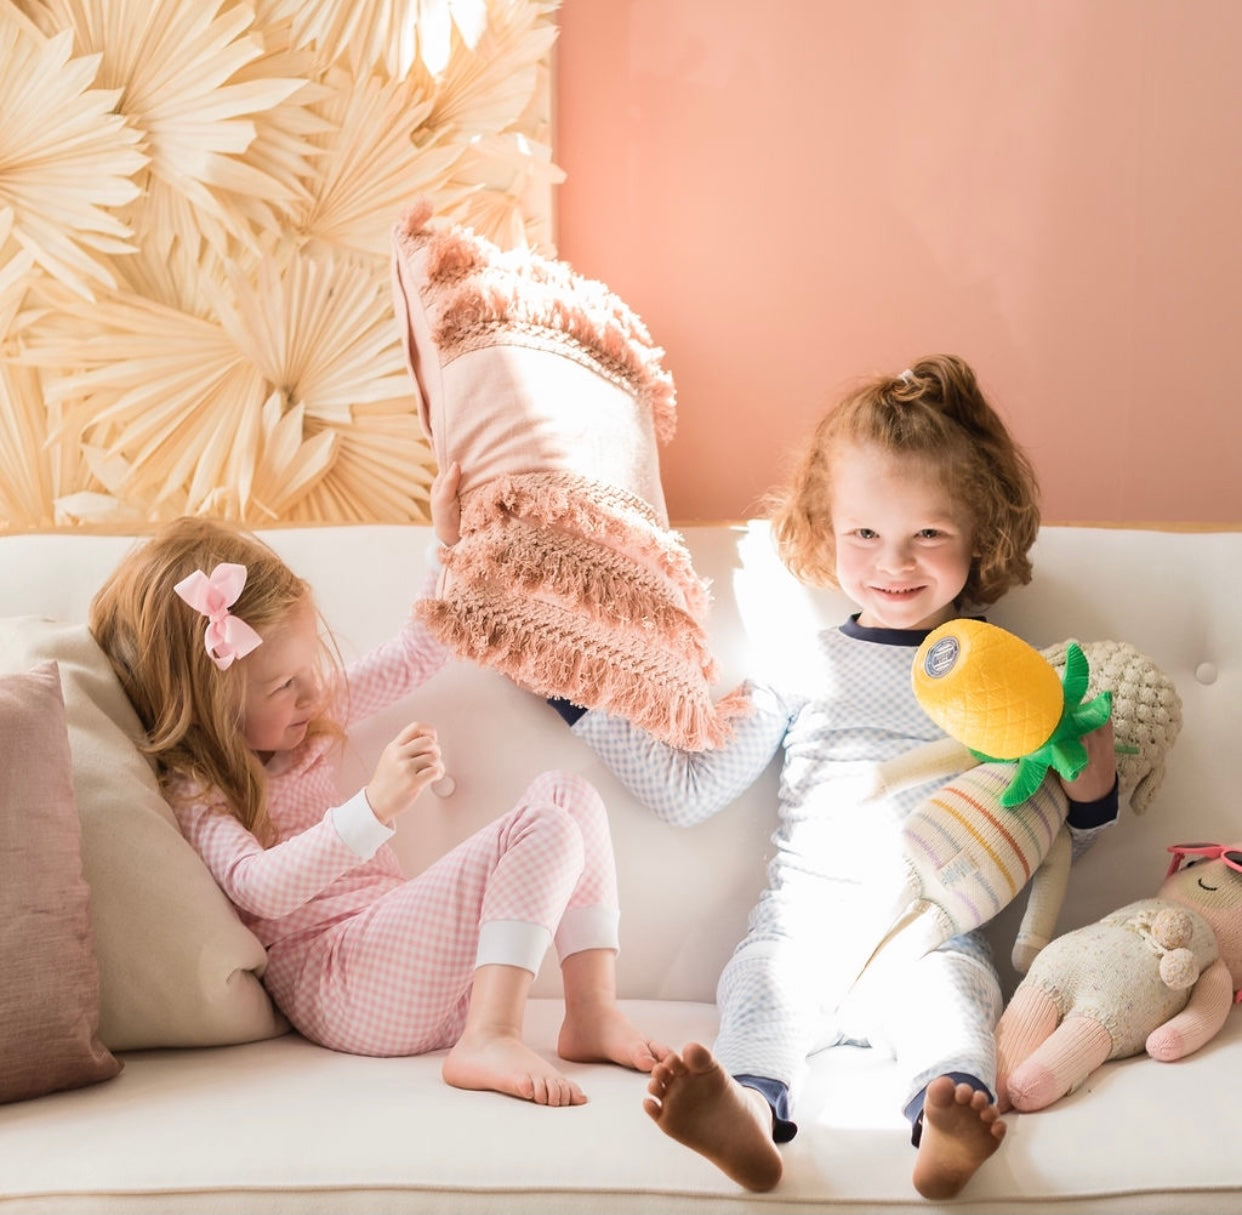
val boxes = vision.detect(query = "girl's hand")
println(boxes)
[365,722,445,825]
[430,460,462,548]
[1059,717,1117,803]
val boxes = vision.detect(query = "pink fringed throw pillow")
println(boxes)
[391,201,746,749]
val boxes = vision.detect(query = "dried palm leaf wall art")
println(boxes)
[0,0,561,530]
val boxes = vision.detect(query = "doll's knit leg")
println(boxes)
[1004,1014,1112,1111]
[994,985,1061,1111]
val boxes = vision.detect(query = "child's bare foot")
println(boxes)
[643,1042,783,1192]
[911,1076,1006,1200]
[443,1030,586,1107]
[558,1003,670,1072]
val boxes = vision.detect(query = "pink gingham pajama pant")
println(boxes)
[268,770,619,1055]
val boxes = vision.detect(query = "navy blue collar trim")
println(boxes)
[838,613,985,647]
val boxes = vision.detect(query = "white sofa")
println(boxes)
[1,521,1238,1214]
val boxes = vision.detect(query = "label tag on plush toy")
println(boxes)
[923,635,960,679]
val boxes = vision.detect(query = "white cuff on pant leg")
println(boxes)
[555,904,620,961]
[476,920,554,976]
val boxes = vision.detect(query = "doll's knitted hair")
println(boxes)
[391,202,746,749]
[1042,638,1183,814]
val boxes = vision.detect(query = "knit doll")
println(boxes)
[995,842,1242,1112]
[853,633,1182,993]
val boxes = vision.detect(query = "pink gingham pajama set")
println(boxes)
[172,618,621,1057]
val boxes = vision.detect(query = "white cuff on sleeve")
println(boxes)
[330,790,394,859]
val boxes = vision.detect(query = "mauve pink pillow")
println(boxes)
[0,662,121,1104]
[391,202,746,749]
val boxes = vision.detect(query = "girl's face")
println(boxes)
[830,442,975,631]
[240,598,323,759]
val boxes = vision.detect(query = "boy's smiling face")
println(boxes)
[830,442,976,632]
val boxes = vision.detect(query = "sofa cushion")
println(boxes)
[0,662,121,1103]
[391,202,747,749]
[0,618,286,1051]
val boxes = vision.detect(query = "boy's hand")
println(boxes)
[430,460,462,548]
[365,723,444,825]
[1059,717,1117,802]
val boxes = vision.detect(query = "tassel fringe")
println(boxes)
[416,589,749,751]
[446,522,716,665]
[394,204,677,443]
[461,472,712,619]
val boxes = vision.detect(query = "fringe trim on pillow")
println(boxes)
[398,200,655,345]
[462,472,712,620]
[394,203,677,444]
[416,589,750,751]
[446,522,717,665]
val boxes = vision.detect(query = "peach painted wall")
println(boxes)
[553,1,1242,525]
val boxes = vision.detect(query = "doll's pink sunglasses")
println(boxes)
[1165,842,1242,879]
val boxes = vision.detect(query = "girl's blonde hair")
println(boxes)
[770,353,1040,607]
[89,517,341,842]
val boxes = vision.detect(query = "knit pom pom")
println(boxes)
[1159,947,1200,990]
[1151,906,1194,950]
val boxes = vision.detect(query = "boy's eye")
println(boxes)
[917,528,941,540]
[856,528,878,540]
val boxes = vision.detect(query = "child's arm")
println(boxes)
[173,792,391,920]
[1063,719,1121,859]
[338,615,450,726]
[335,462,463,725]
[571,682,794,826]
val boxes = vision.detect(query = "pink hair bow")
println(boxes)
[173,563,263,670]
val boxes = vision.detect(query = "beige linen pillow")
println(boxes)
[0,618,286,1051]
[0,662,121,1103]
[391,201,747,749]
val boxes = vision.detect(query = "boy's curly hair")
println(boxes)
[768,354,1040,608]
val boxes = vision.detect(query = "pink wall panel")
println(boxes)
[553,1,1241,524]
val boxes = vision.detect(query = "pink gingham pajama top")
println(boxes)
[171,616,621,1057]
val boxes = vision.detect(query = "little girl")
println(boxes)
[88,467,665,1107]
[552,355,1119,1193]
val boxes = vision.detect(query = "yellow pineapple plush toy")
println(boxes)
[914,621,1113,807]
[855,624,1182,989]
